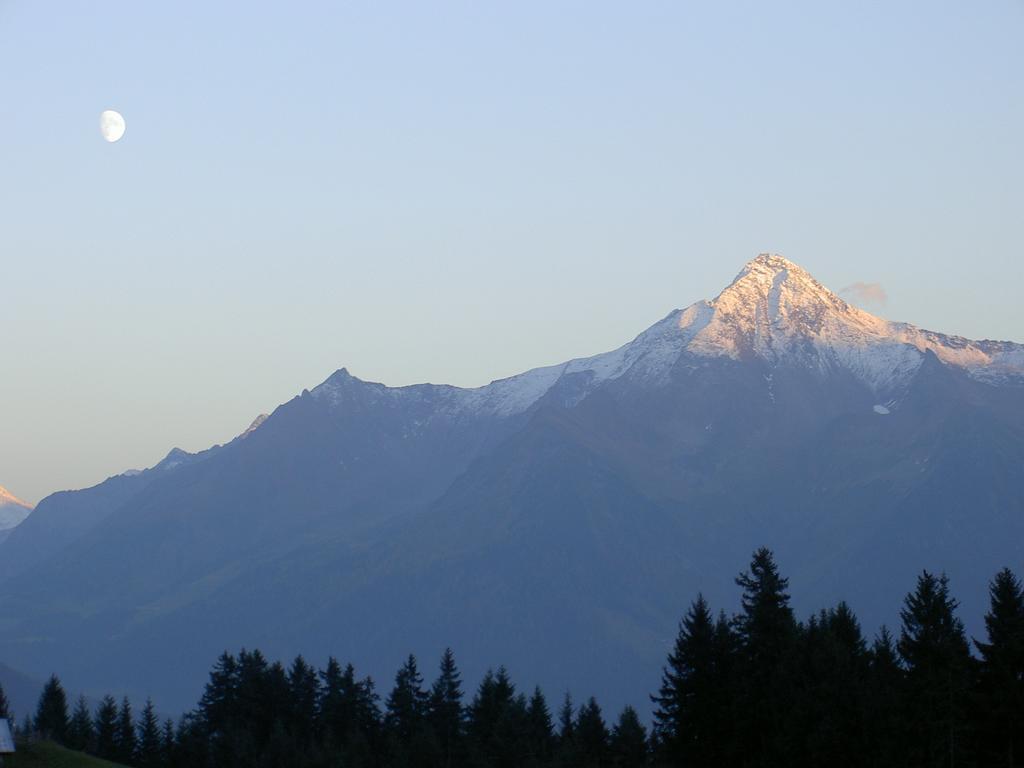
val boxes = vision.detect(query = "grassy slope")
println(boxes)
[4,740,130,768]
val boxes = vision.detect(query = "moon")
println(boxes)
[99,110,126,143]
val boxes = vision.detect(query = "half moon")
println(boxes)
[100,110,126,143]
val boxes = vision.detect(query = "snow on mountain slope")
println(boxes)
[0,485,33,531]
[313,254,1024,416]
[684,254,1022,390]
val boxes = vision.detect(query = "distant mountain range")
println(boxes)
[1,254,1022,716]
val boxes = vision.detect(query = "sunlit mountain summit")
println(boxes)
[0,484,32,544]
[314,253,1022,420]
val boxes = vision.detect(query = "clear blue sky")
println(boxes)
[2,1,1022,502]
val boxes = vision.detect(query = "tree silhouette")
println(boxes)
[973,567,1024,768]
[899,570,973,768]
[94,695,119,760]
[115,696,137,764]
[67,695,94,752]
[429,648,465,768]
[33,674,69,742]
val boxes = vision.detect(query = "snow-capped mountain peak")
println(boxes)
[686,253,888,353]
[0,484,33,531]
[681,253,911,386]
[679,253,1023,391]
[313,254,1024,418]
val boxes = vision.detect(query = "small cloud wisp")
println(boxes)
[840,281,888,308]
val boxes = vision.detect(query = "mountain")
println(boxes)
[0,433,246,583]
[1,254,1021,716]
[0,485,32,545]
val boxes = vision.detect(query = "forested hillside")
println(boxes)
[9,549,1022,768]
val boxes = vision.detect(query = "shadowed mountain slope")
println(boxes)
[1,254,1021,714]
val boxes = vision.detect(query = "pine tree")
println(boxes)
[974,567,1024,768]
[899,570,973,768]
[162,718,176,766]
[382,654,432,768]
[348,672,383,768]
[173,713,208,768]
[558,692,574,743]
[235,648,276,754]
[525,687,554,764]
[428,648,465,768]
[0,681,9,720]
[652,594,727,767]
[733,548,798,766]
[261,660,292,761]
[797,603,871,766]
[94,695,119,760]
[319,656,382,758]
[33,674,69,742]
[115,696,137,764]
[288,654,321,745]
[385,654,429,746]
[318,656,347,745]
[67,695,94,752]
[609,706,647,768]
[574,697,609,768]
[198,650,239,739]
[467,667,524,768]
[867,626,904,767]
[137,698,162,767]
[735,548,797,657]
[555,691,576,768]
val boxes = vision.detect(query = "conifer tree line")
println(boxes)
[8,547,1024,767]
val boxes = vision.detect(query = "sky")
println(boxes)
[1,0,1022,503]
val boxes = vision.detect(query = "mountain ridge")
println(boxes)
[1,254,1021,716]
[313,253,1024,420]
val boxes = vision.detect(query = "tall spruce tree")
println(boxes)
[67,695,94,752]
[351,672,383,768]
[94,695,119,760]
[319,657,382,758]
[232,648,277,764]
[554,691,576,768]
[973,567,1024,768]
[557,692,574,743]
[797,604,871,767]
[136,698,162,767]
[899,570,973,768]
[867,626,904,767]
[198,650,239,740]
[115,696,137,764]
[173,713,208,768]
[287,655,321,745]
[609,706,648,768]
[574,697,609,768]
[525,687,555,764]
[33,674,69,742]
[384,654,431,767]
[385,654,428,745]
[0,681,9,721]
[318,656,348,745]
[652,594,728,767]
[733,548,798,766]
[428,648,465,768]
[162,718,177,766]
[467,667,525,768]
